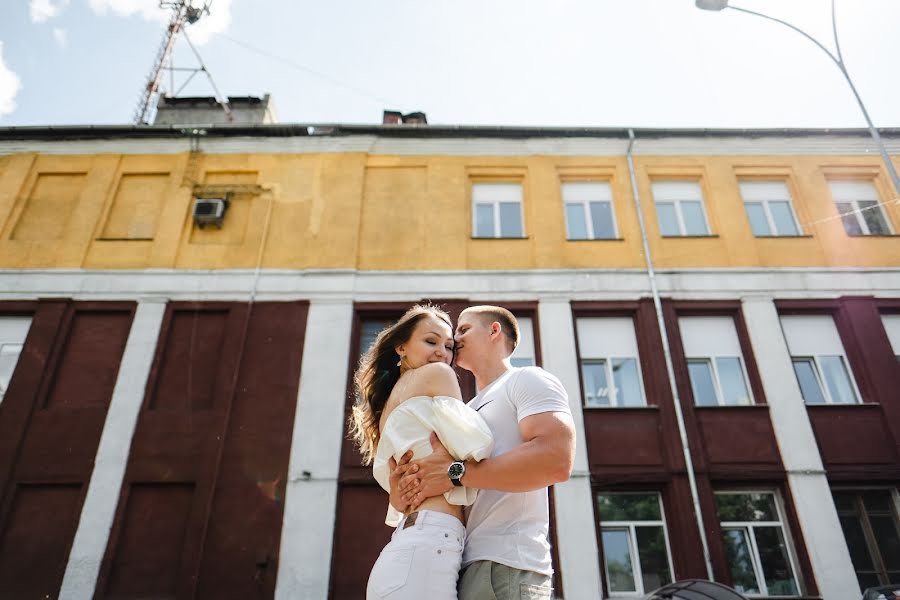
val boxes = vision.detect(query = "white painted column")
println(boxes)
[538,298,604,600]
[741,296,859,600]
[275,299,354,600]
[59,299,166,600]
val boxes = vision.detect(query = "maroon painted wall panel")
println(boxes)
[195,302,308,598]
[45,311,131,409]
[584,409,666,470]
[0,483,82,600]
[105,483,194,599]
[330,485,394,600]
[695,407,781,469]
[0,301,134,599]
[96,301,308,600]
[149,310,228,411]
[807,405,898,466]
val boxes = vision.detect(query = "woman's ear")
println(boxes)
[394,343,405,357]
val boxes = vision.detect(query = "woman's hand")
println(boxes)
[388,450,415,513]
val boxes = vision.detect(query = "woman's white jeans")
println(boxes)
[367,510,466,600]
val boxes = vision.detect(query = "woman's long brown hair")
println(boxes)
[350,304,453,465]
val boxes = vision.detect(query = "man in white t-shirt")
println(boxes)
[394,305,576,599]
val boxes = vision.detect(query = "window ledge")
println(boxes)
[583,404,659,411]
[566,237,625,242]
[96,237,154,242]
[845,233,899,238]
[660,234,720,239]
[694,403,768,409]
[754,234,815,239]
[470,236,530,240]
[805,401,878,407]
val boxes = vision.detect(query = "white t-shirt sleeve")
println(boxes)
[509,367,571,421]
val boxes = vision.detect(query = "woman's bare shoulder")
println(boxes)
[404,362,460,398]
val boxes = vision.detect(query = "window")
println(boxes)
[828,180,893,236]
[651,181,710,236]
[882,315,900,363]
[597,493,673,596]
[0,317,32,405]
[509,316,536,368]
[739,181,801,237]
[562,182,617,240]
[576,317,646,407]
[472,182,524,238]
[680,317,753,406]
[715,492,800,597]
[781,315,861,405]
[833,489,900,591]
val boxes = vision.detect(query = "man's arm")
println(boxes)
[401,410,575,506]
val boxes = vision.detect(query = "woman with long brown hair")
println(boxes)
[350,304,493,600]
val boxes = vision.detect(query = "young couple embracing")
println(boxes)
[350,304,576,600]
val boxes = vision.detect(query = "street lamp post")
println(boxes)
[695,0,900,198]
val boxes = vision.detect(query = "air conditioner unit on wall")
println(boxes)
[192,197,229,229]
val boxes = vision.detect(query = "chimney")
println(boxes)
[382,110,427,125]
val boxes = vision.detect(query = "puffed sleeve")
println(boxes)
[430,396,494,507]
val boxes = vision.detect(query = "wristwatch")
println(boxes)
[447,460,465,487]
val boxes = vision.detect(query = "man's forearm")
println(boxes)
[461,436,572,493]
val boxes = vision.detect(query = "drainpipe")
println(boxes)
[625,129,715,581]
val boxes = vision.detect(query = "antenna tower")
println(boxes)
[133,1,232,125]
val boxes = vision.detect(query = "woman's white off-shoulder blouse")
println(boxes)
[373,395,494,527]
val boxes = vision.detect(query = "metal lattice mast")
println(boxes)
[133,1,207,125]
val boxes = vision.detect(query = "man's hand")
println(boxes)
[401,432,454,510]
[388,450,414,513]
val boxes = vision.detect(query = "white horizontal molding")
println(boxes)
[1,135,899,157]
[0,268,897,302]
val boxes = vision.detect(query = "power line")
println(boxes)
[213,32,400,108]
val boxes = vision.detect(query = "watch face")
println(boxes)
[448,462,464,479]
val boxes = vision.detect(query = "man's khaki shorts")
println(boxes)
[458,560,553,600]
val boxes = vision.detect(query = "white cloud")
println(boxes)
[87,0,232,45]
[53,27,68,48]
[29,0,70,23]
[0,42,22,119]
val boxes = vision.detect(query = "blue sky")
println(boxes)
[1,0,899,128]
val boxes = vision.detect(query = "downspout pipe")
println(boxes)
[625,128,715,581]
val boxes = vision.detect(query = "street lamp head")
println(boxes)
[695,0,729,10]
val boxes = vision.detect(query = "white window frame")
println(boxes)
[738,181,803,237]
[791,354,861,405]
[580,356,647,408]
[828,180,895,236]
[686,356,754,407]
[562,181,619,240]
[471,182,526,239]
[577,317,647,409]
[598,492,675,597]
[716,490,802,598]
[881,314,900,363]
[652,181,712,237]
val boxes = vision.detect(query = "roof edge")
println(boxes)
[0,123,899,141]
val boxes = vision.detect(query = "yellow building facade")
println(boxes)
[1,133,898,272]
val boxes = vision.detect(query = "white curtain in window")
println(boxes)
[780,315,846,356]
[679,316,742,358]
